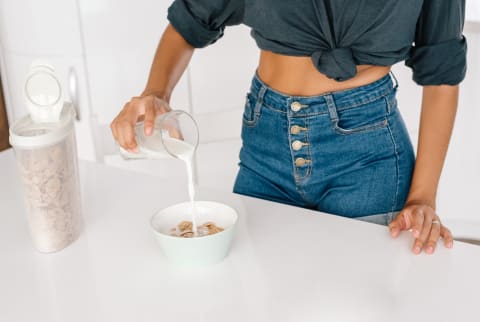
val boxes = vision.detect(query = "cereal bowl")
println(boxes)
[150,201,238,266]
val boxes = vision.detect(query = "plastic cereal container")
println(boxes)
[9,62,83,253]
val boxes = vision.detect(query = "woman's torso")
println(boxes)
[257,51,391,96]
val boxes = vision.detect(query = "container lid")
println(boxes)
[25,61,64,123]
[9,102,75,149]
[9,61,75,149]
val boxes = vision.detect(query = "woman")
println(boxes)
[111,0,467,255]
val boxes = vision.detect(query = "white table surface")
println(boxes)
[1,149,479,322]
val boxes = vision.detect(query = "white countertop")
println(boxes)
[1,149,479,322]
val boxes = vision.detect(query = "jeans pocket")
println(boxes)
[333,95,390,135]
[243,93,260,128]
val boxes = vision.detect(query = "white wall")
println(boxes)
[76,0,192,181]
[0,0,95,160]
[467,0,480,22]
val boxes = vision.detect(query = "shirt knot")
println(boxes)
[311,47,357,82]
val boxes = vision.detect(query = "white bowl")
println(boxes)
[150,201,238,266]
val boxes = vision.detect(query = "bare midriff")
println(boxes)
[257,50,392,96]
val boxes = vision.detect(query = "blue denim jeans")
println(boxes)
[233,72,415,226]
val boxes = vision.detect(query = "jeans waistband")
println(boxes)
[250,71,398,116]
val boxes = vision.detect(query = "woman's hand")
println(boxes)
[389,202,454,255]
[110,95,171,153]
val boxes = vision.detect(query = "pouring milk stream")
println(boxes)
[162,137,198,235]
[119,110,200,235]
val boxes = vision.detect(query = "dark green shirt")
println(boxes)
[167,0,467,85]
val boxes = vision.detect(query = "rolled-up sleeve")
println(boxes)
[405,0,467,86]
[167,0,244,48]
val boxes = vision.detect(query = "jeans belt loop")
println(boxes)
[325,94,339,123]
[389,70,399,90]
[255,85,267,116]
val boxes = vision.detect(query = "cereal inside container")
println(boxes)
[9,62,83,253]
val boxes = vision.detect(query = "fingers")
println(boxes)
[117,118,138,152]
[110,104,128,144]
[412,209,432,254]
[440,225,454,249]
[140,95,170,136]
[411,207,425,239]
[111,95,171,152]
[388,216,402,238]
[111,103,139,153]
[110,118,119,142]
[389,204,454,255]
[144,101,156,136]
[425,217,441,254]
[389,208,412,238]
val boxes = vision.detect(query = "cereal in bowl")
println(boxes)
[169,221,224,238]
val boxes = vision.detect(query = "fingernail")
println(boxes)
[447,242,453,248]
[414,246,421,254]
[426,246,433,254]
[146,127,152,135]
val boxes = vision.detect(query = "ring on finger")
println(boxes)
[432,220,441,226]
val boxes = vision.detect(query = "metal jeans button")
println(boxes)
[295,158,310,167]
[290,125,301,135]
[290,101,302,112]
[290,125,307,135]
[292,140,304,151]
